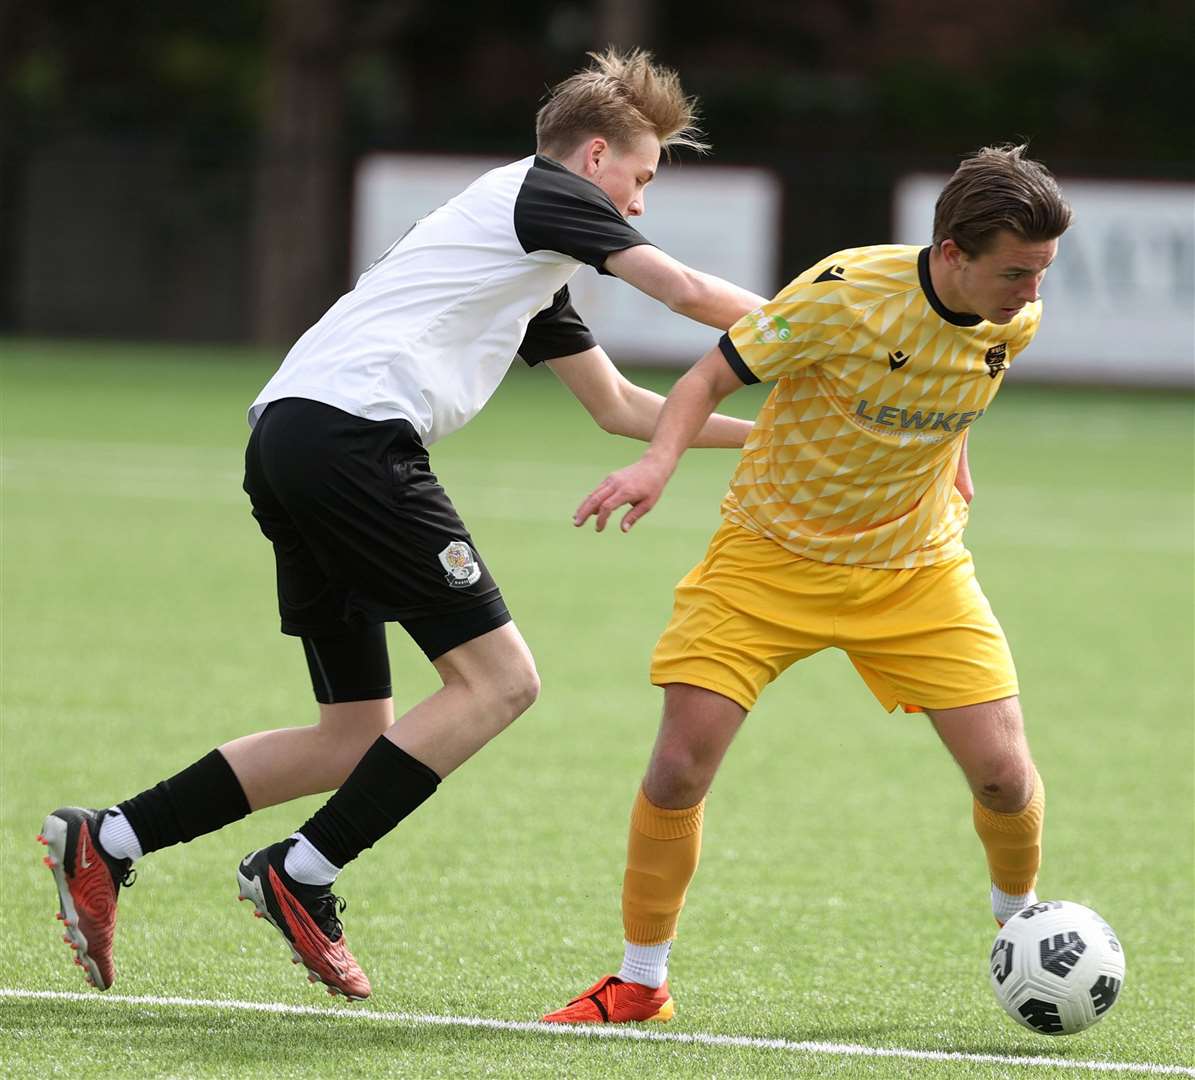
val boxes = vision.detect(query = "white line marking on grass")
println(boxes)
[2,989,1191,1076]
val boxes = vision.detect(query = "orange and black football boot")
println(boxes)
[236,839,371,1000]
[542,975,675,1024]
[38,807,136,990]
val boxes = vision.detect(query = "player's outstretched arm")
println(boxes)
[574,344,744,533]
[605,245,766,331]
[548,346,752,447]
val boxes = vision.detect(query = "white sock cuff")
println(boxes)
[992,884,1038,923]
[283,833,342,886]
[98,808,143,862]
[618,939,672,989]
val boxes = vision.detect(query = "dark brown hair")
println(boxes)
[933,145,1072,255]
[535,47,708,158]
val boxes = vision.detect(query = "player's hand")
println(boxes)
[574,459,672,533]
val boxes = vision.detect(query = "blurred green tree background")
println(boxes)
[3,0,1192,343]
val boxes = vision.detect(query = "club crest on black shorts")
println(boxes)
[439,540,482,588]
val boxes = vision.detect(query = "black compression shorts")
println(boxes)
[243,397,511,665]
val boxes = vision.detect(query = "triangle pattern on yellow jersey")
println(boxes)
[722,244,1042,568]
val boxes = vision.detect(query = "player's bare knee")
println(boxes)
[646,742,716,806]
[645,770,709,809]
[505,663,541,717]
[481,661,540,726]
[974,759,1034,812]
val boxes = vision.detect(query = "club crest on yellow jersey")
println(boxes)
[985,343,1009,378]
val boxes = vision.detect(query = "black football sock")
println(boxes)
[297,735,440,869]
[116,749,252,856]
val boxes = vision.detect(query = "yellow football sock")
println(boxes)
[973,769,1045,895]
[621,787,705,946]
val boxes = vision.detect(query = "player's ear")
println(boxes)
[586,137,608,174]
[939,238,966,269]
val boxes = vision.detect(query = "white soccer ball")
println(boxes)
[989,900,1125,1036]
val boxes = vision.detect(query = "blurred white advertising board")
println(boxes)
[353,153,781,365]
[895,176,1195,387]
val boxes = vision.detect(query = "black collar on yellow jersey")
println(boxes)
[918,246,983,327]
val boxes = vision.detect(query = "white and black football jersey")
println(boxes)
[249,155,651,444]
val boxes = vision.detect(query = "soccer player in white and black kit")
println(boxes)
[38,49,766,999]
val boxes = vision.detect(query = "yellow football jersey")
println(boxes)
[719,245,1041,568]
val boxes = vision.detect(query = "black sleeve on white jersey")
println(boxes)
[517,286,597,367]
[514,156,651,275]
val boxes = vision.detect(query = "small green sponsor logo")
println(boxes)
[752,313,792,345]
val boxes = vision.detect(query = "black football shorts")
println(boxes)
[243,397,511,662]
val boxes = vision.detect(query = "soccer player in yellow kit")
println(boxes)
[544,145,1073,1024]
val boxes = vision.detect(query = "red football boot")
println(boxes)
[38,807,135,990]
[236,840,371,1001]
[542,975,675,1024]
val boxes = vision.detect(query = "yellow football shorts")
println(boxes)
[650,520,1018,713]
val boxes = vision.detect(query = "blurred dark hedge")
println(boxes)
[3,0,1192,342]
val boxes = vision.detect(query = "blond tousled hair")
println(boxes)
[535,47,708,159]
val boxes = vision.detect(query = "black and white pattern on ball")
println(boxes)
[1089,974,1122,1016]
[1038,931,1086,978]
[988,900,1126,1037]
[1014,900,1064,921]
[1018,997,1065,1035]
[990,938,1014,986]
[1095,917,1123,954]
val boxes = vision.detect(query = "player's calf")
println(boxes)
[973,769,1045,925]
